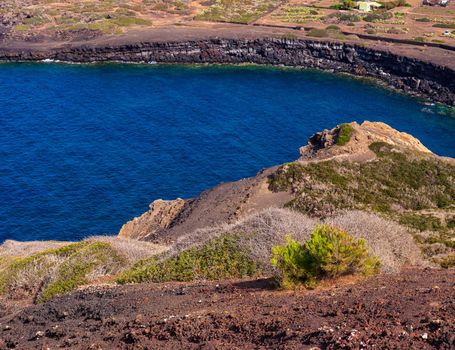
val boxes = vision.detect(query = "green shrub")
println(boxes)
[337,13,362,22]
[38,242,126,303]
[326,25,341,31]
[271,225,380,288]
[434,254,455,268]
[433,23,455,29]
[364,11,393,23]
[399,213,443,232]
[117,235,258,284]
[307,28,328,38]
[415,17,431,22]
[271,236,307,288]
[336,123,354,146]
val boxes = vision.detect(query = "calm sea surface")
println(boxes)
[1,63,454,242]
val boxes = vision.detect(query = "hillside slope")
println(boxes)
[0,121,453,311]
[119,121,455,260]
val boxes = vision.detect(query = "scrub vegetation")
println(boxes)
[271,225,380,288]
[117,234,259,284]
[269,142,455,218]
[195,0,282,24]
[269,142,455,263]
[336,123,354,145]
[0,207,426,302]
[0,238,165,303]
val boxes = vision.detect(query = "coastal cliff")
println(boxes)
[119,121,453,243]
[1,121,453,350]
[1,38,454,105]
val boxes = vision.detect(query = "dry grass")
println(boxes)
[0,237,169,302]
[0,237,168,264]
[0,240,70,258]
[195,0,282,24]
[87,235,169,263]
[0,208,426,301]
[325,210,426,272]
[169,208,424,274]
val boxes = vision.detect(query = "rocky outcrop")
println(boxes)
[360,121,431,152]
[0,38,454,105]
[299,121,431,161]
[119,198,186,240]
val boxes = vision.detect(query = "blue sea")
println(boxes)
[1,63,454,242]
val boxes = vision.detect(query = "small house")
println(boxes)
[423,0,450,6]
[357,1,383,11]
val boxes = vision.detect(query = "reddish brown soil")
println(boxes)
[0,268,453,349]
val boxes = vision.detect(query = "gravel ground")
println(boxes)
[0,268,454,349]
[0,269,455,349]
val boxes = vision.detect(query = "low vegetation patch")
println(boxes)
[399,213,443,232]
[0,207,426,301]
[432,23,455,29]
[434,254,455,268]
[0,241,90,296]
[0,238,160,303]
[38,242,126,303]
[195,0,281,24]
[117,235,259,284]
[269,143,455,262]
[270,142,455,217]
[271,225,380,288]
[336,123,354,146]
[363,11,393,23]
[307,28,329,38]
[272,6,322,23]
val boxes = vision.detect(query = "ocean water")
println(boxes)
[1,63,454,242]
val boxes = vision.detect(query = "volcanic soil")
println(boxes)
[0,268,453,349]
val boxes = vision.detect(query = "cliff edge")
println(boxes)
[118,121,447,243]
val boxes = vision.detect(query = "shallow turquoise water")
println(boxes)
[1,63,454,242]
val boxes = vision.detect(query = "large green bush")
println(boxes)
[271,225,380,288]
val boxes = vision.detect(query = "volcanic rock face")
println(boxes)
[0,38,454,105]
[119,198,186,240]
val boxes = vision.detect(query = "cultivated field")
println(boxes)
[1,0,454,45]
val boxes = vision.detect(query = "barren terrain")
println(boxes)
[0,268,454,349]
[1,0,454,49]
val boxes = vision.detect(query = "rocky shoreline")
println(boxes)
[0,38,454,105]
